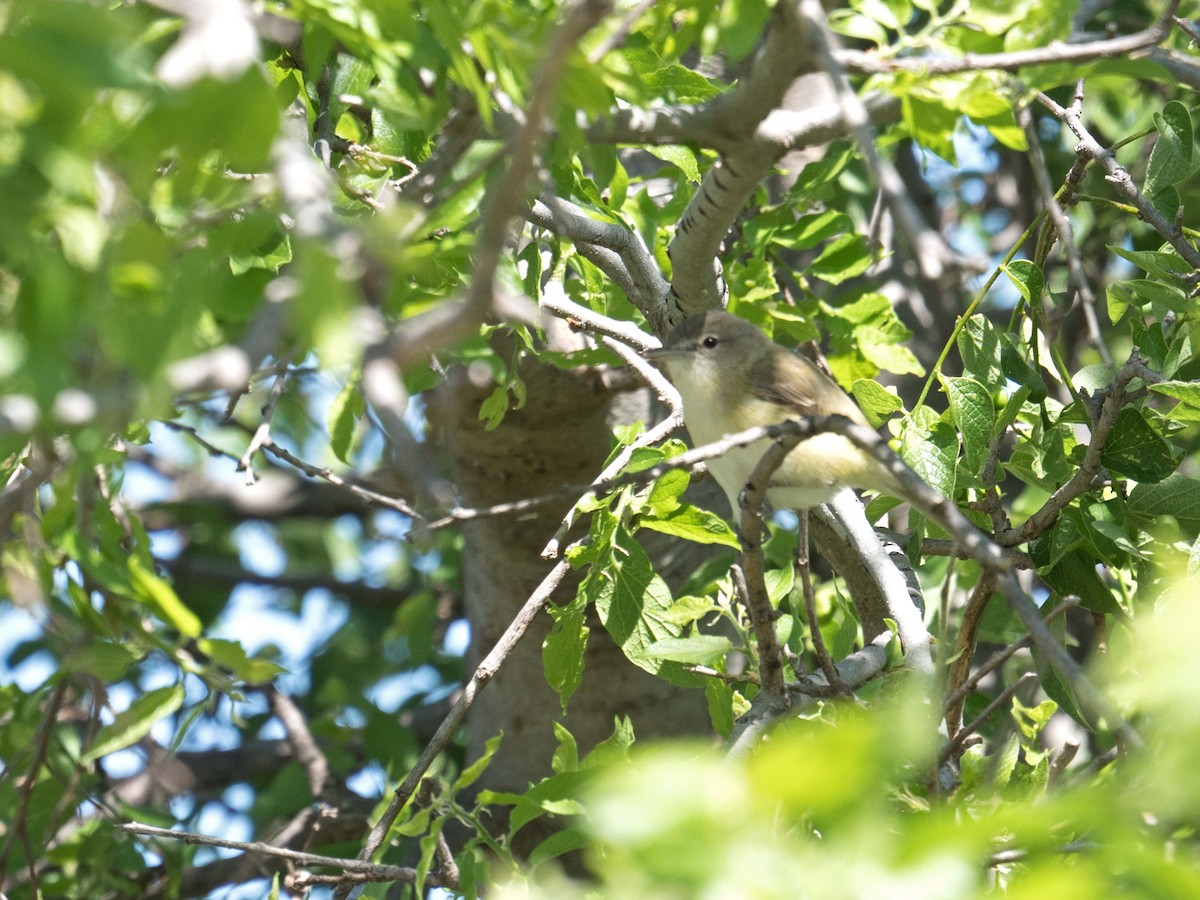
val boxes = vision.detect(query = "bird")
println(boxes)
[645,310,901,515]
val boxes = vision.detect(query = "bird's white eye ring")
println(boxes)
[701,336,719,349]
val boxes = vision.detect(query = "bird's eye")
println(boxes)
[701,335,719,349]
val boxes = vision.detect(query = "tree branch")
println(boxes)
[343,556,573,889]
[996,347,1159,546]
[837,2,1180,76]
[117,822,451,889]
[1037,81,1200,272]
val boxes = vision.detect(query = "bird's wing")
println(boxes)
[748,350,870,427]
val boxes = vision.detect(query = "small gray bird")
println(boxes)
[646,311,901,514]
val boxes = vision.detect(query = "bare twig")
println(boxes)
[943,596,1079,718]
[347,556,573,878]
[1037,84,1200,272]
[735,433,801,702]
[939,672,1039,766]
[529,196,669,316]
[540,404,684,559]
[539,281,662,352]
[838,1,1181,76]
[1019,101,1113,364]
[117,822,451,888]
[997,348,1158,546]
[258,438,422,520]
[0,680,69,894]
[796,511,846,691]
[237,358,290,485]
[266,688,332,802]
[538,291,684,558]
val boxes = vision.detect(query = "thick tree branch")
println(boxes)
[666,0,822,318]
[527,194,670,321]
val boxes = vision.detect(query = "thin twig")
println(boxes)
[539,279,662,352]
[0,680,69,894]
[996,348,1157,546]
[117,822,451,888]
[259,438,422,520]
[736,432,807,703]
[237,357,290,485]
[939,672,1039,766]
[796,511,846,691]
[1019,101,1112,365]
[943,596,1079,716]
[266,687,332,802]
[1037,84,1200,271]
[838,1,1180,76]
[347,556,574,873]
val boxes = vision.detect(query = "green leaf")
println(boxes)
[858,325,925,376]
[660,594,722,627]
[1109,245,1189,282]
[852,0,912,31]
[1002,259,1045,304]
[1101,407,1180,484]
[1041,550,1123,615]
[528,824,590,868]
[1106,282,1134,323]
[901,89,961,162]
[543,599,589,713]
[1144,101,1194,200]
[810,233,874,284]
[771,210,853,251]
[62,642,139,681]
[644,635,734,665]
[787,141,854,196]
[551,721,579,774]
[1123,278,1188,313]
[645,145,702,183]
[327,376,365,463]
[589,527,697,686]
[478,385,509,431]
[583,716,637,769]
[900,411,957,497]
[197,639,287,685]
[1129,474,1200,532]
[957,314,1006,392]
[1031,619,1092,729]
[644,468,690,515]
[128,557,201,638]
[638,504,741,548]
[704,676,735,738]
[452,732,503,794]
[828,9,889,45]
[852,379,904,427]
[1150,380,1200,409]
[942,376,996,472]
[82,684,184,763]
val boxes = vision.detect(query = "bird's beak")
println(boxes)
[643,346,689,361]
